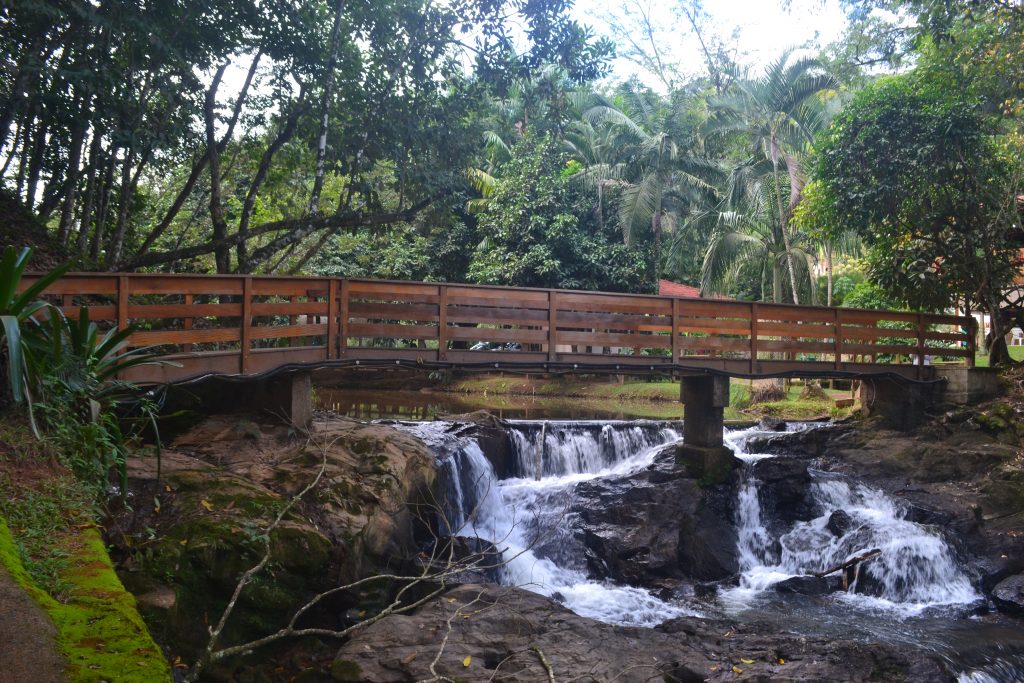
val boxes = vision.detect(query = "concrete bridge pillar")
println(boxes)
[677,374,738,483]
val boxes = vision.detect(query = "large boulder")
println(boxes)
[750,456,817,532]
[992,574,1024,615]
[109,416,437,664]
[572,446,739,584]
[332,583,950,682]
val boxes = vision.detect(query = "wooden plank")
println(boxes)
[128,303,242,318]
[446,326,549,344]
[438,285,448,360]
[841,326,917,342]
[676,318,750,334]
[250,323,328,341]
[250,278,326,297]
[750,302,758,368]
[349,301,439,321]
[841,343,919,356]
[756,304,836,323]
[447,307,549,326]
[183,294,194,353]
[675,299,752,317]
[131,327,241,346]
[557,292,672,315]
[922,314,971,327]
[347,280,441,297]
[757,321,834,338]
[251,301,328,317]
[967,317,977,368]
[19,275,118,295]
[447,286,549,305]
[61,305,117,320]
[556,309,672,329]
[241,277,252,373]
[128,277,244,296]
[348,322,438,340]
[677,336,751,352]
[326,279,338,360]
[757,340,836,353]
[557,331,672,348]
[928,347,971,358]
[839,309,920,325]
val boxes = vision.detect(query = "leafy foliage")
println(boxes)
[468,135,655,292]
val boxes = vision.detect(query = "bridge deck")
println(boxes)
[22,273,975,384]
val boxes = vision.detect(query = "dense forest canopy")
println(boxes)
[1,0,1023,353]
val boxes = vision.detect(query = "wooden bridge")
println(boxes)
[25,272,975,385]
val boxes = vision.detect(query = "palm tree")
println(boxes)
[705,50,837,303]
[581,83,720,273]
[696,158,817,303]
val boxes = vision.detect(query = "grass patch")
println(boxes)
[975,346,1024,367]
[0,413,171,682]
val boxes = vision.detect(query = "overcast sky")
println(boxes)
[572,0,849,86]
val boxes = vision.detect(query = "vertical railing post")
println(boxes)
[116,275,130,380]
[339,279,349,357]
[916,313,926,379]
[116,274,129,332]
[749,302,758,375]
[967,315,977,368]
[183,293,194,353]
[671,298,680,367]
[326,278,339,360]
[240,276,252,374]
[833,307,842,370]
[437,285,448,361]
[547,290,558,362]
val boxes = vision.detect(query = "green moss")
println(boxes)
[331,658,363,681]
[0,520,171,682]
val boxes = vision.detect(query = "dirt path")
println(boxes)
[0,565,67,682]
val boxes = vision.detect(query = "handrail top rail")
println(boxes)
[22,271,975,326]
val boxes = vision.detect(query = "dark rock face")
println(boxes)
[759,416,788,431]
[333,583,951,682]
[744,423,848,458]
[774,575,841,595]
[750,456,817,533]
[571,446,739,584]
[438,411,513,478]
[992,574,1024,615]
[827,509,853,537]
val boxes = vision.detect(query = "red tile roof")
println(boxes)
[658,279,731,299]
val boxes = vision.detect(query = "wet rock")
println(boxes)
[744,423,845,458]
[108,416,438,664]
[751,456,817,530]
[827,509,853,537]
[440,411,513,478]
[417,536,503,584]
[992,574,1024,615]
[572,447,738,584]
[774,575,841,595]
[333,583,950,682]
[759,416,788,431]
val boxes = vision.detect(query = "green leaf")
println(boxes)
[1,314,25,402]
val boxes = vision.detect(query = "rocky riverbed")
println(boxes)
[105,400,1024,682]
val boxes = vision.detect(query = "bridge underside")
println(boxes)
[126,345,940,386]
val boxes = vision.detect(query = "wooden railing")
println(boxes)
[21,273,975,383]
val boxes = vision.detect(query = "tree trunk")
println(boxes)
[826,242,833,307]
[91,155,115,261]
[204,64,231,274]
[57,98,89,245]
[308,0,345,216]
[76,132,102,253]
[771,139,800,305]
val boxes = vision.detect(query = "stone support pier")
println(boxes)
[677,374,738,483]
[165,370,313,429]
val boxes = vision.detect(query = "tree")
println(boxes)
[814,75,1024,362]
[705,51,837,303]
[468,134,654,292]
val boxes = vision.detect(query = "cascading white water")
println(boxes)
[723,426,980,615]
[398,420,693,626]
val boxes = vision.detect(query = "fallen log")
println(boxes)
[812,548,882,578]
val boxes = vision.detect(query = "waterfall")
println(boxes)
[724,427,981,613]
[395,420,691,627]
